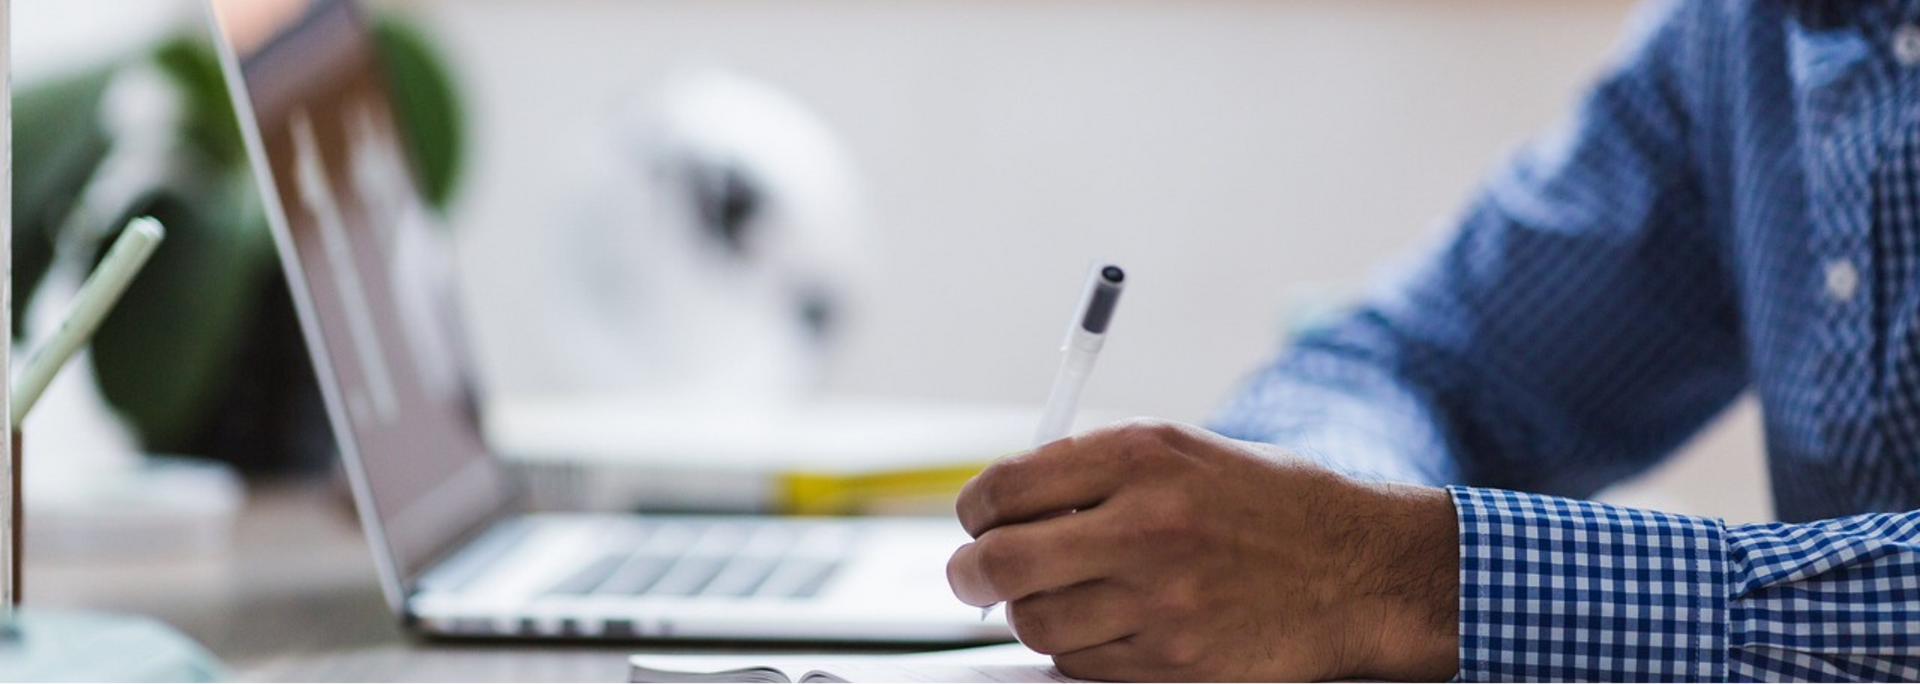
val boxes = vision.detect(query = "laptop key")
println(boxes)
[545,555,623,595]
[699,557,780,598]
[792,561,843,599]
[754,558,840,599]
[684,524,751,557]
[597,556,675,595]
[639,522,701,557]
[737,524,801,558]
[644,556,728,597]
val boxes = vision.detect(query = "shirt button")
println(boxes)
[1895,24,1920,66]
[1825,259,1861,303]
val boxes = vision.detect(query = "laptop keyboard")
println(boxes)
[544,520,852,600]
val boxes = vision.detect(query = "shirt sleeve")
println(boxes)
[1452,486,1920,682]
[1208,0,1746,499]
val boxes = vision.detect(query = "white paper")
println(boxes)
[630,642,1089,683]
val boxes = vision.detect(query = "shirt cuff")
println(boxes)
[1449,486,1730,681]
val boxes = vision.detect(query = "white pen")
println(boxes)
[1033,264,1126,445]
[985,263,1127,620]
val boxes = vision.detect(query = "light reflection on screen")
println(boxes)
[209,0,509,581]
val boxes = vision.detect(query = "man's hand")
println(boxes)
[947,419,1459,682]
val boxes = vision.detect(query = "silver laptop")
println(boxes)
[204,0,1010,644]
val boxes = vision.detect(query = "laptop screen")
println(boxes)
[208,0,511,594]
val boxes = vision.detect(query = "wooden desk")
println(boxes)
[23,478,861,682]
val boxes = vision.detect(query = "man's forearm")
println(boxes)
[1210,350,1463,488]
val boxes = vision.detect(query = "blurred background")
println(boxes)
[12,0,1784,673]
[11,0,1769,534]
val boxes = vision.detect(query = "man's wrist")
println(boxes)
[1345,481,1460,681]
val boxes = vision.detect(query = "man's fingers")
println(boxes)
[957,420,1193,537]
[955,439,1121,538]
[1005,580,1141,656]
[1053,629,1236,683]
[947,506,1127,607]
[1050,635,1164,683]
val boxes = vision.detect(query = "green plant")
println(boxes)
[11,14,466,472]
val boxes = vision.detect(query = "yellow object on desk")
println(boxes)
[777,462,991,516]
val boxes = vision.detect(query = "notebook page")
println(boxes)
[631,643,1068,683]
[799,663,1084,683]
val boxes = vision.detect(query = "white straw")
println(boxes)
[11,217,166,425]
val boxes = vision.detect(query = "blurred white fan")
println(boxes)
[545,66,872,401]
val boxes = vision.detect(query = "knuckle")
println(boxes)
[1157,635,1208,671]
[1052,651,1112,682]
[1119,417,1178,446]
[971,533,1028,598]
[959,463,1016,532]
[1155,575,1205,618]
[1107,420,1175,468]
[1135,493,1201,545]
[1143,417,1199,441]
[1007,600,1063,654]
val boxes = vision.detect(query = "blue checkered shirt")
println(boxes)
[1211,0,1920,680]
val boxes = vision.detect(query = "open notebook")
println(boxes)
[629,643,1090,683]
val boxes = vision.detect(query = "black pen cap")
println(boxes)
[1081,266,1125,334]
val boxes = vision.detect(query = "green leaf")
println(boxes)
[372,14,466,211]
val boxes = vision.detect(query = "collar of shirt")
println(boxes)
[1783,0,1920,144]
[1785,0,1916,31]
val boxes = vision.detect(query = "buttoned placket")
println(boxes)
[1803,15,1920,498]
[1797,26,1906,465]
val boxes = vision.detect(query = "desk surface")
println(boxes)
[25,478,905,682]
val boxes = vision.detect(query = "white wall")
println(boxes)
[423,0,1638,414]
[411,0,1769,521]
[407,0,1773,521]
